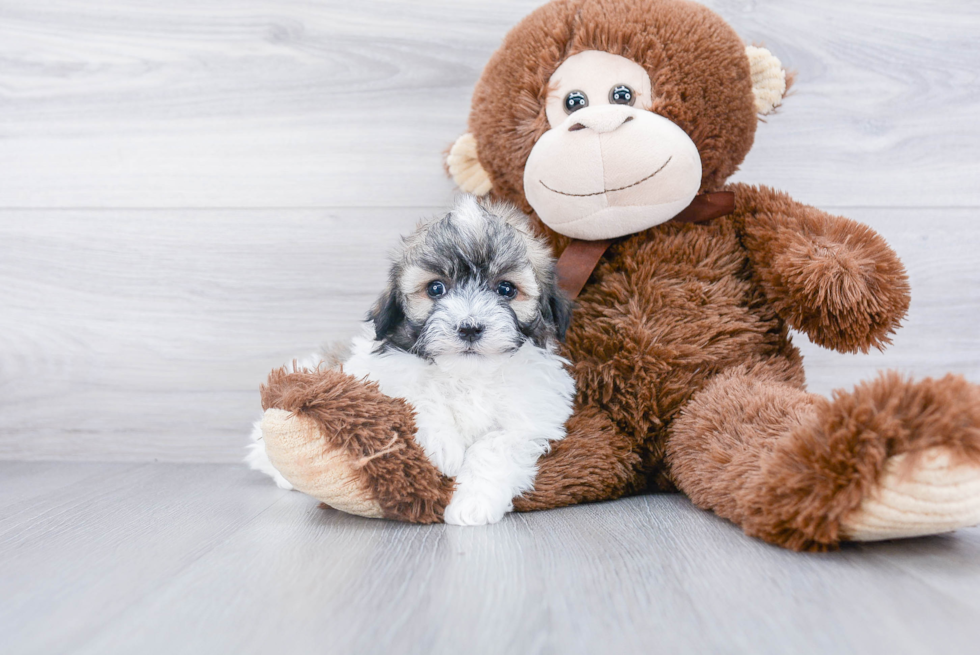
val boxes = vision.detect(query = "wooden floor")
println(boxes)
[3,462,980,655]
[2,1,980,652]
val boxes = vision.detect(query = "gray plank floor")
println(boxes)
[3,462,980,655]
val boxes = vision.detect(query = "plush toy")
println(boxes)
[259,0,980,550]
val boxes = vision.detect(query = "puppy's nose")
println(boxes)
[457,323,485,343]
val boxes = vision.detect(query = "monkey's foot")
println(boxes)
[842,447,980,541]
[260,366,454,523]
[261,409,385,518]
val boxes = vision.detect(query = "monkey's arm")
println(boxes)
[729,183,910,353]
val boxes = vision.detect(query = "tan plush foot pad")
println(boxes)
[842,447,980,541]
[261,408,384,519]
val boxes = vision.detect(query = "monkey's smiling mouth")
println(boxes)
[539,156,672,197]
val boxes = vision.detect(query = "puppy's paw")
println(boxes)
[444,491,508,526]
[425,439,467,478]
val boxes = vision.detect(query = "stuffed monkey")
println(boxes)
[259,0,980,550]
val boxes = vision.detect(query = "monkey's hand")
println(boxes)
[731,183,910,353]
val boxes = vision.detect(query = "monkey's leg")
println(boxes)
[666,367,980,551]
[261,366,640,521]
[260,366,454,523]
[513,406,644,512]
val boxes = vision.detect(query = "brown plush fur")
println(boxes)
[261,367,454,523]
[513,406,643,511]
[733,185,910,353]
[668,370,980,551]
[469,0,758,214]
[259,0,980,549]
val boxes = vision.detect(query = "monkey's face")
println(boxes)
[451,0,789,242]
[523,50,702,240]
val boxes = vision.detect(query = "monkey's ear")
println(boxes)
[446,133,493,196]
[745,46,789,115]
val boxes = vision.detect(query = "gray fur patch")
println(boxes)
[369,195,572,358]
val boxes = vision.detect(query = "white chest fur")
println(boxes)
[342,329,575,478]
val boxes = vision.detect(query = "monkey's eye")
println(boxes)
[609,84,635,106]
[563,90,588,114]
[495,281,518,299]
[426,280,447,298]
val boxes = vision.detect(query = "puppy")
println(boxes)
[247,196,575,526]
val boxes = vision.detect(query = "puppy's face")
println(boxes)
[370,196,572,359]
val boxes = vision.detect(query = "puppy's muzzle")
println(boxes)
[457,321,485,343]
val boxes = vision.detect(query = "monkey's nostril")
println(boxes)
[568,123,587,132]
[457,324,485,343]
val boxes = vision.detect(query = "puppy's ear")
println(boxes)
[368,285,404,342]
[542,285,574,342]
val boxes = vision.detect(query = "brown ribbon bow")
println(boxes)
[555,191,735,298]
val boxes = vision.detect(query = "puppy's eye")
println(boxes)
[563,90,588,114]
[426,280,446,298]
[609,84,635,106]
[495,281,518,299]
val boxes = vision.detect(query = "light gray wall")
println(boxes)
[1,0,978,461]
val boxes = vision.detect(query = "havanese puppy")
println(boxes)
[247,195,575,526]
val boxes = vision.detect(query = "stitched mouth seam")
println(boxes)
[539,156,673,197]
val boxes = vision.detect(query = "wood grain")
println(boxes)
[0,0,978,209]
[0,208,423,460]
[1,206,977,461]
[1,0,978,460]
[0,463,290,653]
[2,462,979,655]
